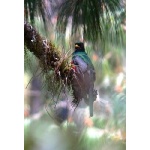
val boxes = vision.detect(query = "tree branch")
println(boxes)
[24,22,74,84]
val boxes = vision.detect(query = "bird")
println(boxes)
[71,42,97,117]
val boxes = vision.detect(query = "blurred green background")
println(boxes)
[24,0,126,150]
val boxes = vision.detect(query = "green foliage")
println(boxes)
[93,117,108,129]
[24,46,40,75]
[56,0,125,47]
[24,0,52,30]
[25,0,126,53]
[24,114,126,150]
[110,89,126,130]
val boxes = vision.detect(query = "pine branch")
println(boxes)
[24,22,59,69]
[24,22,74,94]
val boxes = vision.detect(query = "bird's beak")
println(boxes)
[75,44,80,48]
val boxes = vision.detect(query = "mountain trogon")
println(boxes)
[71,42,97,117]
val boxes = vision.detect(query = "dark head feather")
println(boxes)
[75,42,85,52]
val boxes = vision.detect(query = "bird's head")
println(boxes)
[75,42,85,52]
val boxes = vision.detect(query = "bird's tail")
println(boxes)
[89,88,97,117]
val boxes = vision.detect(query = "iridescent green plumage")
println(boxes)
[72,51,95,70]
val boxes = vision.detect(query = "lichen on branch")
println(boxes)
[24,22,75,100]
